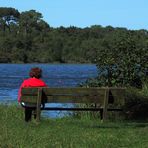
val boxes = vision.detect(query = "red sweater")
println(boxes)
[18,78,47,102]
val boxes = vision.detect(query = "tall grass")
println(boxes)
[124,82,148,120]
[140,81,148,96]
[0,104,148,147]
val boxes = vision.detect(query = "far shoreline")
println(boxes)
[0,62,96,65]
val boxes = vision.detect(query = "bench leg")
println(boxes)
[100,109,103,120]
[32,110,37,119]
[99,108,107,123]
[102,89,109,122]
[36,88,42,122]
[36,108,41,122]
[102,108,107,122]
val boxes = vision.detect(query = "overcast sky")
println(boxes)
[0,0,148,30]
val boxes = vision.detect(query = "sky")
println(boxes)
[0,0,148,30]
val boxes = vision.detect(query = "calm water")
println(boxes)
[0,64,97,117]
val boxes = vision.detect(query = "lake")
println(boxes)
[0,64,97,117]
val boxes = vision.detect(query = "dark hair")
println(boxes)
[29,67,42,79]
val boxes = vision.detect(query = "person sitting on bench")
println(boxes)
[18,67,47,122]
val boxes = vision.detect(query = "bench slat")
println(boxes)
[46,95,104,104]
[21,87,39,95]
[21,95,105,104]
[21,96,37,103]
[21,87,106,95]
[41,107,123,111]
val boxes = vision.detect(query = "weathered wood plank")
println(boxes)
[21,87,126,104]
[21,95,105,104]
[22,87,106,95]
[41,107,123,111]
[21,87,39,95]
[41,107,103,111]
[43,88,106,98]
[21,96,37,103]
[46,95,105,104]
[36,88,42,122]
[102,88,109,122]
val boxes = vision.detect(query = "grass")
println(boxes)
[0,105,148,148]
[140,81,148,96]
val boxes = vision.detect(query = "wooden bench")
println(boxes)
[21,87,126,122]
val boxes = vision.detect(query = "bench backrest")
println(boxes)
[21,87,125,107]
[21,87,126,122]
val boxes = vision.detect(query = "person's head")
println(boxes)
[29,67,42,79]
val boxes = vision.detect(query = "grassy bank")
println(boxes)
[0,105,148,148]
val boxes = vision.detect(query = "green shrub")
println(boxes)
[124,83,148,120]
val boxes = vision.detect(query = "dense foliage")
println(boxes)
[0,7,147,87]
[82,30,148,87]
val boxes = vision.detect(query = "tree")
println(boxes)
[0,7,20,33]
[19,10,43,36]
[92,31,148,87]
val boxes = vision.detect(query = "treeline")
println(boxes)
[0,7,148,64]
